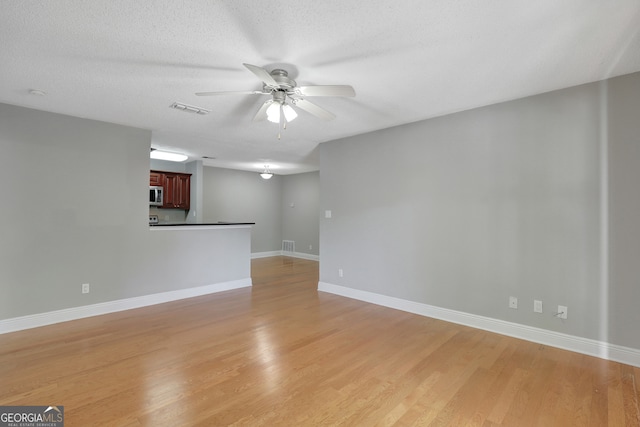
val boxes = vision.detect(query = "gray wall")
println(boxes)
[282,172,320,256]
[0,103,250,320]
[608,73,640,349]
[203,167,283,253]
[320,73,639,349]
[185,160,203,224]
[202,167,320,256]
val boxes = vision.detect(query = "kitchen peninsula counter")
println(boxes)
[150,222,254,226]
[150,222,254,230]
[145,222,253,295]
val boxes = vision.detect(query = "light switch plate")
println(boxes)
[534,300,543,313]
[557,305,568,319]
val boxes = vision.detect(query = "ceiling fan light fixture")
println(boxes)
[266,101,297,124]
[196,63,355,126]
[266,102,280,123]
[282,104,297,122]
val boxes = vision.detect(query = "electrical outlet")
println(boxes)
[534,300,543,313]
[509,296,518,309]
[309,245,312,250]
[82,283,90,294]
[557,305,568,319]
[338,268,344,278]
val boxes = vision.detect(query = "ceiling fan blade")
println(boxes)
[195,90,265,96]
[253,100,272,121]
[296,85,356,97]
[294,99,336,121]
[243,63,279,88]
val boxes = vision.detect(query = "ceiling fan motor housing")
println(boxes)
[267,69,296,91]
[272,90,287,103]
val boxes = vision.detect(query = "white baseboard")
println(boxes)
[252,251,282,259]
[0,278,252,335]
[252,251,319,261]
[318,281,640,368]
[286,251,320,261]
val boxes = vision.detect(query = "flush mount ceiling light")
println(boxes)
[29,89,46,96]
[259,165,273,180]
[150,149,188,162]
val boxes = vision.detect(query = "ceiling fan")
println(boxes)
[196,63,355,137]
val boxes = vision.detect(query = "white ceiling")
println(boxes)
[1,1,639,175]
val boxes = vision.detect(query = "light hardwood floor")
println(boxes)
[1,256,639,426]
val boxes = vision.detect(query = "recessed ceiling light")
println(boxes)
[150,150,188,162]
[29,89,46,96]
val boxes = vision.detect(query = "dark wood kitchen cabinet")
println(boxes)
[149,171,163,186]
[163,172,191,209]
[150,170,191,210]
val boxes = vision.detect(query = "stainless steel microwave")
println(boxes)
[149,186,163,206]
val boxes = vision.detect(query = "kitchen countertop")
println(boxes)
[150,222,255,227]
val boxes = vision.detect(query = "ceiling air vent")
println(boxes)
[170,102,210,115]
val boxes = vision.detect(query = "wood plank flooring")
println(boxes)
[1,256,639,426]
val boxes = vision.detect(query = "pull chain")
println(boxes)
[277,104,286,140]
[278,109,282,140]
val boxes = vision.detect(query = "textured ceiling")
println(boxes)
[1,1,639,174]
